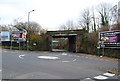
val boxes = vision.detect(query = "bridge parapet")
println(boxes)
[47,29,86,36]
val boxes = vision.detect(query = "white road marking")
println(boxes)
[62,53,67,56]
[38,56,59,60]
[62,61,70,62]
[103,73,115,77]
[85,78,91,79]
[0,70,1,72]
[94,75,108,80]
[73,59,76,62]
[19,55,25,59]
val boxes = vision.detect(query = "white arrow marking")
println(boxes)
[19,55,25,59]
[94,75,108,80]
[103,73,115,77]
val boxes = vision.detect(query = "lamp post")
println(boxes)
[27,9,35,51]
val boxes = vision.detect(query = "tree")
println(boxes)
[0,25,8,31]
[59,20,76,30]
[78,8,92,32]
[28,21,42,34]
[91,7,96,32]
[0,24,14,31]
[109,5,118,24]
[13,19,42,35]
[96,3,112,28]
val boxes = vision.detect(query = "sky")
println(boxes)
[0,0,119,31]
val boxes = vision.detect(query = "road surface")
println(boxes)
[0,48,119,81]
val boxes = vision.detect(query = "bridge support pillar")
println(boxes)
[75,35,82,52]
[68,36,76,52]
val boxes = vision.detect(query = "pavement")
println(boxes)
[0,48,120,81]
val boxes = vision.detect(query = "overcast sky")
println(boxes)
[0,0,119,30]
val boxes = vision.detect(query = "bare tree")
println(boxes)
[59,20,76,30]
[59,24,67,30]
[91,7,97,32]
[28,21,42,34]
[0,25,9,31]
[109,5,118,24]
[96,3,112,28]
[13,20,42,35]
[66,20,75,30]
[78,8,91,32]
[0,24,14,31]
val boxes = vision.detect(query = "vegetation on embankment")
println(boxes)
[78,24,120,58]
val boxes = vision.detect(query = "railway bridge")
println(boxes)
[47,29,86,52]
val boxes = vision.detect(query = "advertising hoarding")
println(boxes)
[11,33,20,40]
[99,30,120,48]
[0,31,10,41]
[11,31,27,42]
[22,32,27,39]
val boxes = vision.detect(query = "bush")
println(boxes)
[79,31,120,58]
[29,34,48,51]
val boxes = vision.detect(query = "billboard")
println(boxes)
[11,31,27,42]
[11,33,20,40]
[22,32,27,39]
[0,31,10,41]
[98,30,120,48]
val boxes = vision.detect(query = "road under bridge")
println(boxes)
[47,29,86,52]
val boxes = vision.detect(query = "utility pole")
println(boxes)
[27,10,35,51]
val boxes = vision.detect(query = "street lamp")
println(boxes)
[28,10,35,28]
[27,9,35,51]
